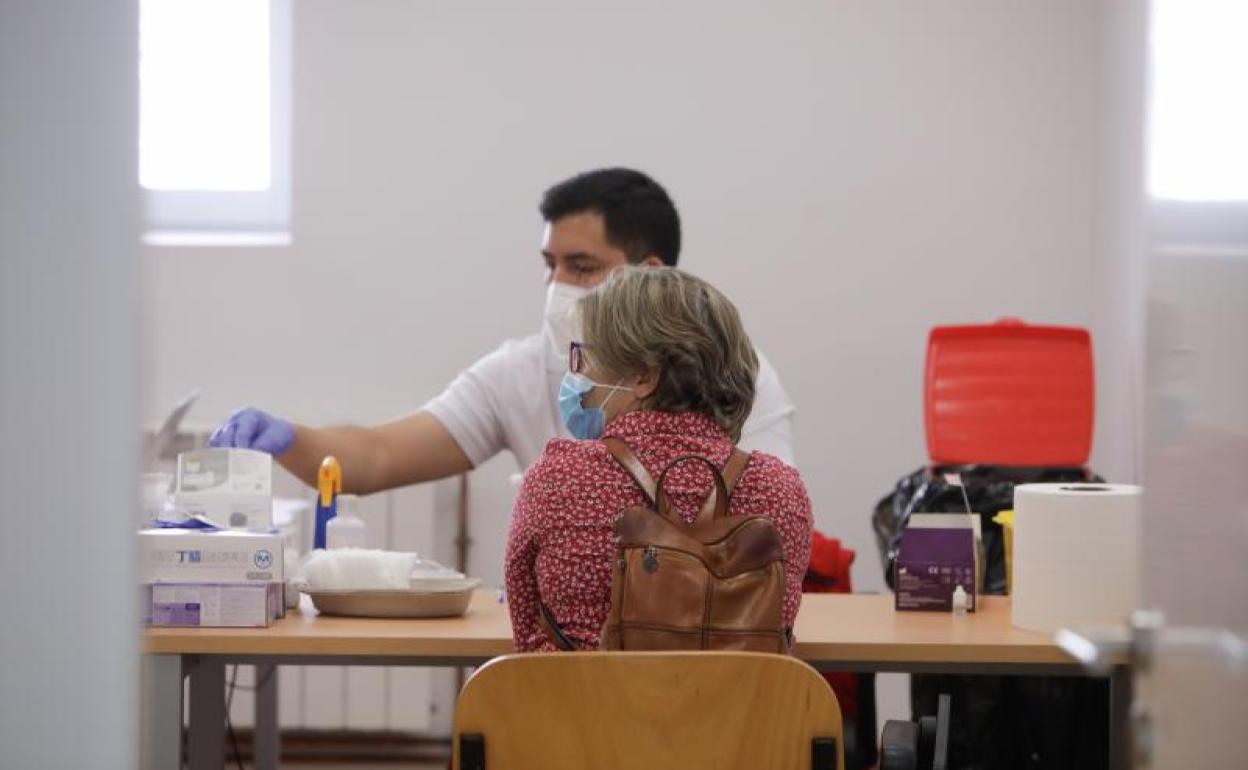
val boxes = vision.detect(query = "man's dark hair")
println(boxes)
[539,168,681,266]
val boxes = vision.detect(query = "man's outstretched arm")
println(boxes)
[210,407,473,494]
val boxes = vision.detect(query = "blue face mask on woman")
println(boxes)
[558,371,631,440]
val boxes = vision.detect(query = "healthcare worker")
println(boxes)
[210,168,796,492]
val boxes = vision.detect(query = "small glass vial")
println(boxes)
[952,585,969,616]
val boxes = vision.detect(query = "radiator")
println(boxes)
[226,469,456,734]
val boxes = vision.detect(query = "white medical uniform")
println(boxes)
[424,332,797,472]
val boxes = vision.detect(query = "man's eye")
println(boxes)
[572,264,596,275]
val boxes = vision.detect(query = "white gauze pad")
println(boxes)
[302,549,418,591]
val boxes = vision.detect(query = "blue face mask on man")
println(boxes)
[558,371,632,440]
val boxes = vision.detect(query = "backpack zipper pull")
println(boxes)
[643,545,660,573]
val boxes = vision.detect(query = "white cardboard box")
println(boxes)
[174,447,273,529]
[138,528,284,584]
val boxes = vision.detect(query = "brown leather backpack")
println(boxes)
[540,437,789,653]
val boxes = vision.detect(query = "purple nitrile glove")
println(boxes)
[208,407,295,455]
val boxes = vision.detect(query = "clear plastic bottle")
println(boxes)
[327,494,368,549]
[952,584,969,616]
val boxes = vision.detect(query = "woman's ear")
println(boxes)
[632,366,660,401]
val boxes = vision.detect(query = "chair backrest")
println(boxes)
[925,318,1094,467]
[452,651,844,770]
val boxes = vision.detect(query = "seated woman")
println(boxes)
[504,266,812,651]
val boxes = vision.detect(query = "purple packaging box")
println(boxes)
[894,526,978,612]
[145,582,281,627]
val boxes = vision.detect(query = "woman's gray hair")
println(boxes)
[578,266,758,440]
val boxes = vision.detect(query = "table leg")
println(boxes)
[1109,664,1133,770]
[140,654,184,770]
[187,656,226,770]
[253,663,280,770]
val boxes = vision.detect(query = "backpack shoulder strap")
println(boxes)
[539,601,577,651]
[722,448,752,494]
[603,437,657,505]
[695,448,752,522]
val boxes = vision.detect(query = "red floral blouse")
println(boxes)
[504,410,813,652]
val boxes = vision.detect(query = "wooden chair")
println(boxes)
[452,651,844,770]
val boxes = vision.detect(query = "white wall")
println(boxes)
[146,0,1135,597]
[0,2,139,768]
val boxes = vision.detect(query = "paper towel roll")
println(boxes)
[1011,483,1142,633]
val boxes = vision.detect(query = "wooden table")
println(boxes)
[142,591,1129,770]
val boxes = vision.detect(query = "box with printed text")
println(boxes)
[894,513,981,612]
[145,582,281,627]
[137,528,284,584]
